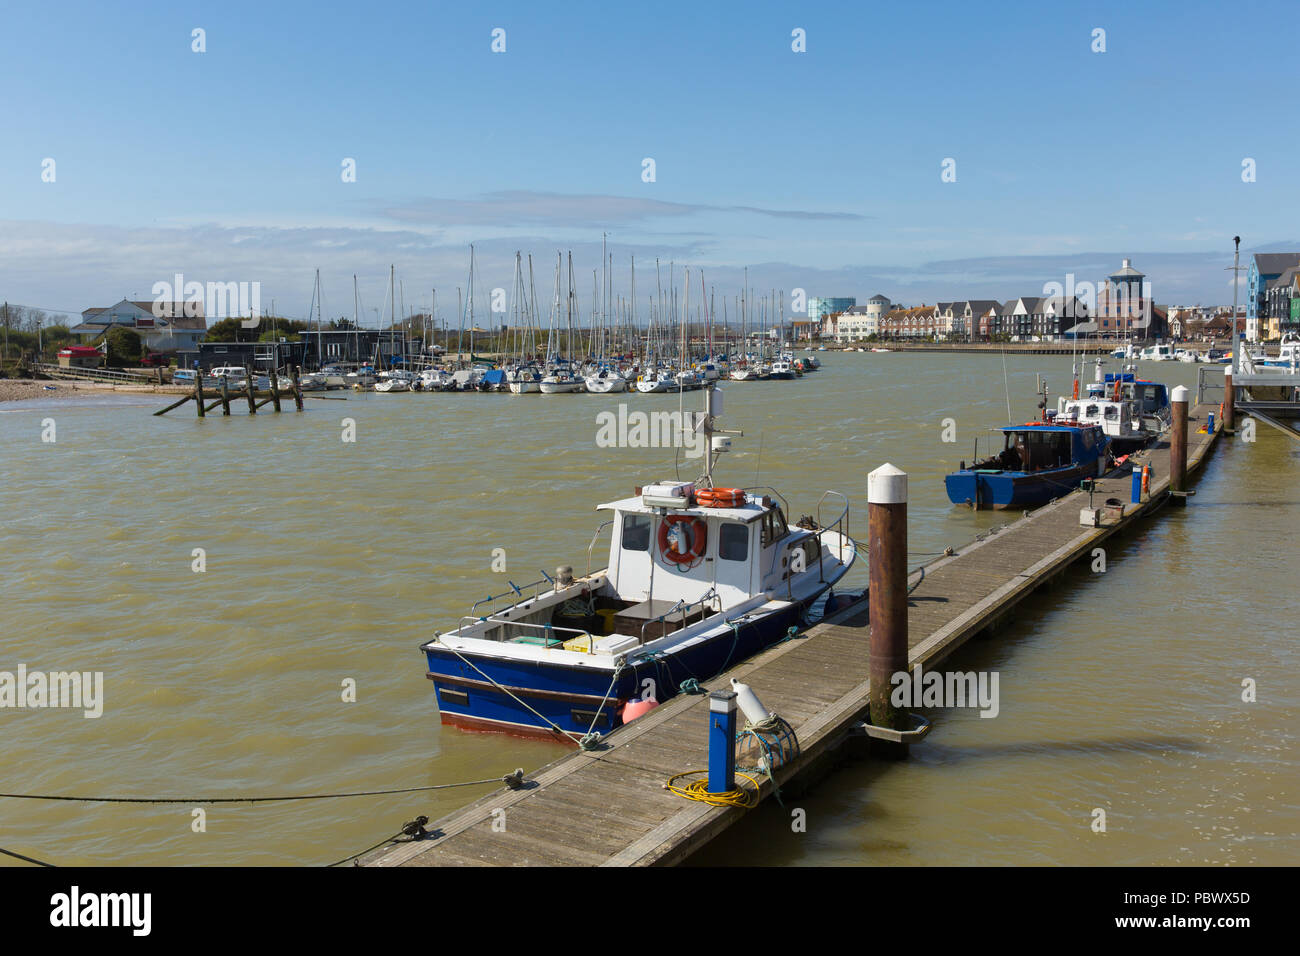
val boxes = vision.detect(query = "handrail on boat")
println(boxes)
[587,520,613,578]
[470,569,555,616]
[815,490,850,568]
[639,589,721,645]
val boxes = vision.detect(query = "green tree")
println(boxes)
[105,326,142,366]
[204,317,246,342]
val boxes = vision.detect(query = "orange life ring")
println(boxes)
[657,515,707,565]
[695,486,745,508]
[1141,465,1151,494]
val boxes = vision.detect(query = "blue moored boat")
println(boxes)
[420,384,857,740]
[945,422,1111,510]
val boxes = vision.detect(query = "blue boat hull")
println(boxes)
[945,462,1100,510]
[426,602,807,739]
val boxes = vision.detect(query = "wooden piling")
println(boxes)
[154,392,192,416]
[1170,385,1189,499]
[220,375,232,415]
[195,374,205,418]
[1223,367,1235,433]
[867,463,909,745]
[291,366,304,411]
[243,364,257,414]
[269,367,282,412]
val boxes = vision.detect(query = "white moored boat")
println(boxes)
[421,384,858,740]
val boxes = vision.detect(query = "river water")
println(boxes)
[1,353,1294,866]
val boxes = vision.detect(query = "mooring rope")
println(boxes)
[578,661,626,751]
[0,845,55,867]
[434,634,582,744]
[0,775,514,805]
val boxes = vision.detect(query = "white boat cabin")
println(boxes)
[1055,395,1144,444]
[598,484,819,613]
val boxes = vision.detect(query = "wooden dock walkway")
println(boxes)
[360,406,1223,867]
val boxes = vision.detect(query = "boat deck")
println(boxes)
[359,404,1223,867]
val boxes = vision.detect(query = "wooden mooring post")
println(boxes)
[867,463,909,756]
[243,364,257,414]
[291,366,304,411]
[1170,385,1190,501]
[219,375,232,415]
[194,374,205,418]
[1223,366,1235,433]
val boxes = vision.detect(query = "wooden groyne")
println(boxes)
[360,404,1222,867]
[154,366,304,417]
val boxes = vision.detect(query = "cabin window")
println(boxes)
[622,514,652,551]
[1104,405,1119,420]
[1085,404,1100,417]
[760,507,788,549]
[719,523,749,562]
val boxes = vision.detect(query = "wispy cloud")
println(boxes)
[374,191,865,228]
[0,219,1280,322]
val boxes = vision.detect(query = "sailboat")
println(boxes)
[585,242,629,394]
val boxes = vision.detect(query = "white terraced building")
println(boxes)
[834,294,891,341]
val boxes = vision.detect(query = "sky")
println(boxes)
[2,0,1297,324]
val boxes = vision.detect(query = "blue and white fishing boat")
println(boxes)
[945,421,1112,510]
[421,385,857,740]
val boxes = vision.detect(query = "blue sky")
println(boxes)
[2,0,1296,321]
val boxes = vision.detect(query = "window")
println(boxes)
[719,523,749,562]
[622,514,651,551]
[761,507,788,549]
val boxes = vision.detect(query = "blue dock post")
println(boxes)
[1130,466,1142,504]
[707,690,737,794]
[1207,410,1215,434]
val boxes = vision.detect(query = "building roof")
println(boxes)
[1269,265,1300,289]
[868,294,890,303]
[1109,260,1146,279]
[1252,253,1300,277]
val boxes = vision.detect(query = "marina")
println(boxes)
[2,8,1297,923]
[3,350,1289,870]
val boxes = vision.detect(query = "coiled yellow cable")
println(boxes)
[664,771,761,809]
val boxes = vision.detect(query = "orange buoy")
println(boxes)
[622,697,659,722]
